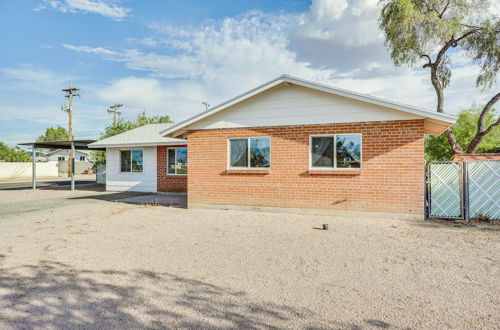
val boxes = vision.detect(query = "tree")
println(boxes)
[0,142,31,162]
[37,126,69,142]
[379,0,499,154]
[425,105,499,162]
[90,112,173,165]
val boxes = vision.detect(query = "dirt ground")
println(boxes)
[0,188,498,329]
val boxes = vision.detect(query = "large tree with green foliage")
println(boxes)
[37,126,70,142]
[90,111,173,165]
[379,0,499,154]
[425,106,499,161]
[0,142,31,162]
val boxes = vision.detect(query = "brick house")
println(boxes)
[90,75,455,216]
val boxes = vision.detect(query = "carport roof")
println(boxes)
[18,140,104,150]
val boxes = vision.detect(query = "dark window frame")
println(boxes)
[120,149,143,173]
[167,147,188,175]
[228,137,271,169]
[309,134,362,170]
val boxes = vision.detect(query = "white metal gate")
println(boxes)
[466,161,500,219]
[428,162,463,219]
[427,160,499,221]
[96,164,106,185]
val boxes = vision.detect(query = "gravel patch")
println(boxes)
[0,189,498,329]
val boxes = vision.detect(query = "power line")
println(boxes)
[202,101,210,111]
[107,104,123,123]
[61,82,80,177]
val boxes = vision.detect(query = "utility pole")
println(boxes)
[62,82,79,178]
[202,101,210,111]
[107,104,123,123]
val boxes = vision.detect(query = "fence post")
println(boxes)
[424,162,428,220]
[463,161,469,222]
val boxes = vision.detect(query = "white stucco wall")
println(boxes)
[105,146,157,192]
[0,161,58,179]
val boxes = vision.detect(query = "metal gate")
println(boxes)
[428,162,463,219]
[427,160,499,221]
[466,161,500,219]
[96,164,106,185]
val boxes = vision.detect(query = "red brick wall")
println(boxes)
[157,145,188,192]
[186,120,425,214]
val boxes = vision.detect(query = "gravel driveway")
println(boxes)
[0,189,498,329]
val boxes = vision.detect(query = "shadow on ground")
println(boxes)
[409,218,500,232]
[68,190,187,208]
[0,260,396,329]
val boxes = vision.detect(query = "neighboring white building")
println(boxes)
[43,149,91,162]
[88,124,186,192]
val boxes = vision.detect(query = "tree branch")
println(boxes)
[429,29,478,68]
[453,28,479,45]
[467,92,500,153]
[420,54,432,67]
[434,38,456,66]
[438,0,451,18]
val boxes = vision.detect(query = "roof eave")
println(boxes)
[88,141,187,149]
[161,74,457,137]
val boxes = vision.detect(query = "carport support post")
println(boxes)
[32,144,36,190]
[70,141,75,191]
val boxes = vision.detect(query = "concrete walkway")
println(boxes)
[115,193,187,208]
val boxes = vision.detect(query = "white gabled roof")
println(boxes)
[88,123,186,148]
[43,149,90,156]
[161,74,456,137]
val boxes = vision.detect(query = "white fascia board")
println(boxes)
[88,141,187,149]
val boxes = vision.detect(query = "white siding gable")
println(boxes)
[189,84,421,130]
[106,146,157,192]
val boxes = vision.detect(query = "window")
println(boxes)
[310,134,361,169]
[167,147,187,175]
[229,137,270,169]
[120,150,143,173]
[80,156,86,161]
[58,156,65,161]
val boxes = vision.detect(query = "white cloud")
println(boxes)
[60,0,499,119]
[35,0,131,19]
[62,43,118,55]
[65,11,336,110]
[93,77,208,119]
[0,65,74,95]
[289,0,390,76]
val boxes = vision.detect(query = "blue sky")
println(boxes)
[0,0,497,146]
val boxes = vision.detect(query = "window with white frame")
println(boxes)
[58,156,65,161]
[80,156,86,161]
[167,147,187,175]
[120,150,143,173]
[310,134,361,169]
[229,137,270,169]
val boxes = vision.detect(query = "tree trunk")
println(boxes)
[430,64,464,154]
[430,66,445,113]
[445,129,464,154]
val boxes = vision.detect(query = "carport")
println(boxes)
[18,140,104,191]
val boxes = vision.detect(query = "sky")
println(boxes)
[0,0,497,146]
